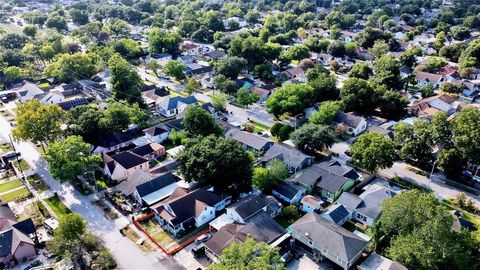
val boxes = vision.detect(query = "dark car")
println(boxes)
[2,151,20,160]
[192,243,205,258]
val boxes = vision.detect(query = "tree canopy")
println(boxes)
[350,131,396,172]
[290,124,335,155]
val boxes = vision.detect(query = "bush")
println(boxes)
[281,205,301,222]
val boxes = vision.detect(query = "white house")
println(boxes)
[156,96,198,117]
[144,126,169,143]
[334,112,367,136]
[14,81,44,103]
[415,71,445,89]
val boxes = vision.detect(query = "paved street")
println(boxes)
[330,142,480,208]
[0,110,183,270]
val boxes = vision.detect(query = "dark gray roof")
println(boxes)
[260,144,313,169]
[12,218,36,235]
[225,129,272,151]
[205,211,284,257]
[144,126,168,136]
[58,98,89,111]
[0,230,13,257]
[290,213,368,263]
[161,118,185,131]
[136,172,176,197]
[356,186,396,220]
[334,112,364,128]
[316,173,350,193]
[111,152,148,169]
[273,181,304,201]
[228,195,281,221]
[336,192,363,211]
[167,96,198,110]
[0,202,15,221]
[316,157,360,180]
[322,204,350,224]
[289,166,324,188]
[93,131,134,148]
[131,144,156,157]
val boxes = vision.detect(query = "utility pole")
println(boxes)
[8,134,25,182]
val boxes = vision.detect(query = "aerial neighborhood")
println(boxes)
[1,0,480,269]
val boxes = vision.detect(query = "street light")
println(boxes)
[428,159,438,190]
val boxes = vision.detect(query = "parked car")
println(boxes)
[192,243,205,258]
[280,251,294,264]
[24,260,41,270]
[194,233,212,244]
[2,151,20,160]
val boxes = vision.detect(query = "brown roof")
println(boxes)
[415,71,444,83]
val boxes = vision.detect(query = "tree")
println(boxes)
[452,108,480,164]
[23,25,37,37]
[437,148,465,179]
[146,60,160,76]
[213,75,238,95]
[280,45,311,64]
[214,56,247,79]
[208,237,284,270]
[48,213,116,270]
[290,124,335,155]
[373,55,402,91]
[176,135,253,192]
[0,33,28,49]
[394,120,434,167]
[308,73,338,101]
[356,27,391,48]
[163,60,185,80]
[65,105,104,137]
[373,190,479,270]
[350,132,396,172]
[149,28,181,56]
[12,100,64,151]
[183,106,222,137]
[421,84,435,98]
[310,101,342,125]
[340,78,379,115]
[379,91,408,120]
[431,112,453,149]
[184,77,201,95]
[252,159,288,192]
[111,38,143,59]
[45,53,97,82]
[108,54,142,103]
[270,123,294,141]
[69,9,89,25]
[40,45,56,62]
[45,136,101,181]
[440,82,462,94]
[400,49,420,68]
[3,66,22,83]
[349,62,373,79]
[369,40,390,59]
[266,84,313,117]
[46,15,67,31]
[211,93,227,111]
[236,88,259,108]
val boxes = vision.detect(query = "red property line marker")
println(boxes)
[132,214,212,256]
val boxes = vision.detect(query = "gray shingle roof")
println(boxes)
[321,204,350,224]
[290,213,368,263]
[225,129,272,151]
[227,195,281,221]
[272,181,304,201]
[260,144,313,169]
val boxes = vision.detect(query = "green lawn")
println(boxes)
[0,23,23,34]
[0,143,13,153]
[0,179,23,193]
[45,195,71,218]
[27,175,49,193]
[0,187,31,202]
[13,159,30,171]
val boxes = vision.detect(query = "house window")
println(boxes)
[210,210,213,214]
[322,248,328,254]
[308,240,313,246]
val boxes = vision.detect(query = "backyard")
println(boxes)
[0,179,23,193]
[0,186,31,202]
[19,201,51,227]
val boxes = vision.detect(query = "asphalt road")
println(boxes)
[0,108,183,270]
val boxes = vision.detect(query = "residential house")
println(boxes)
[304,103,321,120]
[144,126,169,144]
[103,151,149,181]
[204,50,227,61]
[223,17,247,30]
[315,158,360,202]
[149,53,172,62]
[272,181,306,205]
[204,211,284,263]
[0,202,37,267]
[36,90,65,105]
[133,172,179,206]
[415,71,445,89]
[177,55,195,64]
[260,144,314,174]
[130,143,165,161]
[300,195,323,213]
[13,81,44,103]
[408,94,457,118]
[282,67,306,83]
[460,80,479,102]
[226,195,282,223]
[359,252,407,270]
[289,213,369,270]
[337,184,396,226]
[316,53,334,66]
[179,43,206,55]
[90,131,134,154]
[249,86,271,103]
[185,62,213,76]
[225,129,273,152]
[156,95,198,117]
[152,188,231,236]
[334,112,367,136]
[142,87,170,108]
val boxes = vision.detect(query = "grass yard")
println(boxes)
[19,201,51,227]
[0,23,23,34]
[139,219,179,252]
[121,227,154,252]
[45,195,71,218]
[27,174,49,193]
[0,187,31,202]
[12,159,30,172]
[0,143,13,153]
[0,179,23,193]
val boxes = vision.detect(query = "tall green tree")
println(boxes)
[182,106,222,137]
[266,84,313,117]
[340,78,379,115]
[452,108,480,164]
[148,28,181,56]
[45,53,97,82]
[45,136,101,181]
[208,237,285,270]
[309,101,343,125]
[12,100,64,151]
[394,120,434,167]
[163,60,185,80]
[253,159,288,192]
[350,132,396,172]
[373,55,402,91]
[214,56,247,79]
[108,53,142,103]
[236,88,259,108]
[176,135,253,192]
[290,124,335,155]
